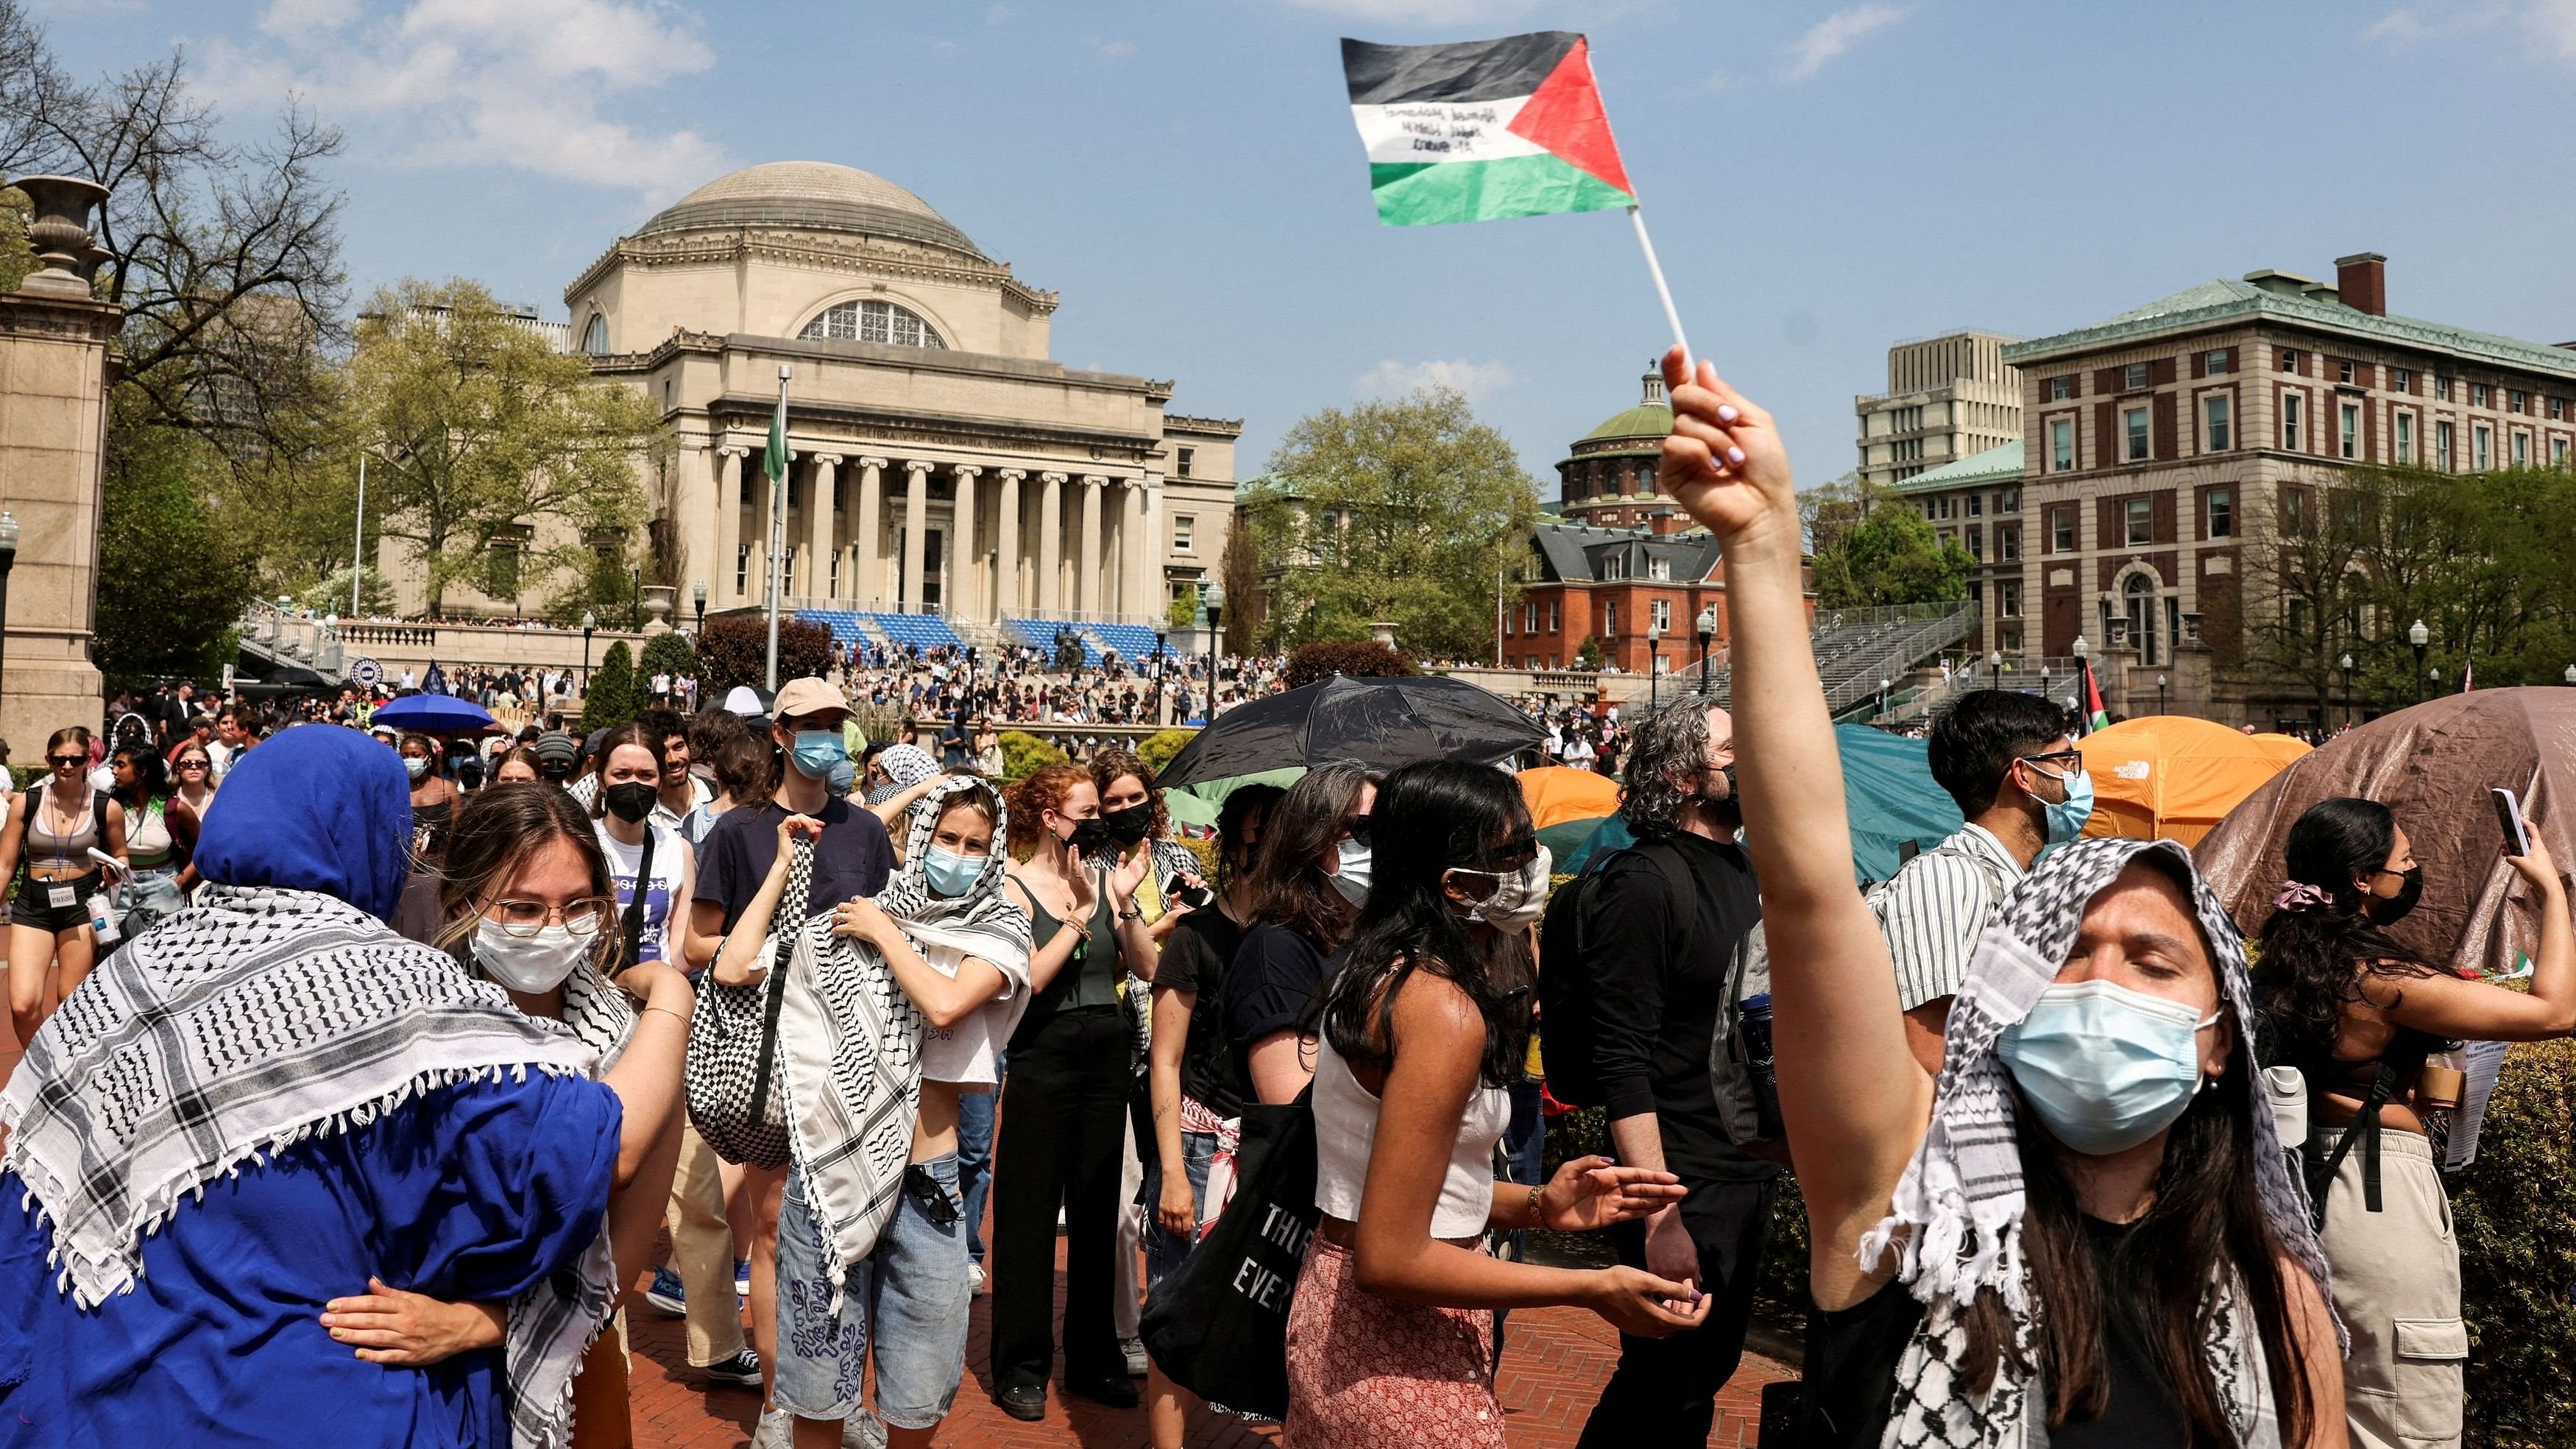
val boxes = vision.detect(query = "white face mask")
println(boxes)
[403,755,430,781]
[1447,845,1555,930]
[1328,837,1373,906]
[474,918,590,993]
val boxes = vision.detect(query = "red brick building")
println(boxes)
[1501,522,1730,676]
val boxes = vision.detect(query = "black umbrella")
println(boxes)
[1156,673,1547,787]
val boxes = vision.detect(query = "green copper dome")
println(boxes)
[1579,370,1673,444]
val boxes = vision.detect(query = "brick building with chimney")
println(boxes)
[1892,252,2576,726]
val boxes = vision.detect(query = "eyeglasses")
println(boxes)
[2019,750,2083,775]
[486,898,612,938]
[46,755,83,768]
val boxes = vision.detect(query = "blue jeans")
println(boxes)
[774,1155,972,1429]
[958,1075,999,1264]
[1137,1127,1216,1290]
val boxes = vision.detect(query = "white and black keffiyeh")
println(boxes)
[777,776,1032,1305]
[1,885,614,1449]
[1856,837,2334,1449]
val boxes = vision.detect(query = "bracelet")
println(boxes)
[645,1005,689,1024]
[1527,1182,1546,1225]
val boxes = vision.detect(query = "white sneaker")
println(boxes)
[1122,1336,1148,1378]
[843,1411,886,1449]
[753,1409,794,1449]
[966,1261,986,1296]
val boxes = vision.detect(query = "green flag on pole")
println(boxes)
[765,386,788,485]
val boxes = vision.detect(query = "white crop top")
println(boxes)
[1312,1035,1510,1239]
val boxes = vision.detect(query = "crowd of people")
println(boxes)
[0,346,2542,1449]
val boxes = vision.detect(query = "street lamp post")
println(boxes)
[581,609,596,690]
[1988,649,2003,690]
[631,566,642,631]
[2410,620,2430,705]
[2072,635,2090,725]
[1696,605,1716,694]
[692,579,707,635]
[2564,663,2576,687]
[1204,580,1226,722]
[1648,626,1662,709]
[0,511,19,712]
[2157,674,2168,716]
[1878,676,1891,721]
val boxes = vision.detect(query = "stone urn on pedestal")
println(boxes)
[641,584,676,634]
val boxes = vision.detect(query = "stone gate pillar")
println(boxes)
[0,176,119,750]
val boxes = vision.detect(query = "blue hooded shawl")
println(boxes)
[191,724,413,921]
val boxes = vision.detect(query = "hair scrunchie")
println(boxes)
[2273,880,2337,913]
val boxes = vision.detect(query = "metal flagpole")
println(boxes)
[1627,205,1691,366]
[764,364,790,691]
[351,453,367,617]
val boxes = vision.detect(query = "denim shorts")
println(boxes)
[774,1154,972,1428]
[1139,1128,1216,1290]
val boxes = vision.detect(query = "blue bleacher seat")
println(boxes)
[1089,623,1178,660]
[862,612,964,651]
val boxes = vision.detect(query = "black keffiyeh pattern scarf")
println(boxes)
[778,776,1032,1305]
[1,885,613,1449]
[1857,837,2335,1449]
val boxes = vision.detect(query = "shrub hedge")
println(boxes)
[997,730,1066,782]
[2454,1037,2576,1448]
[1138,727,1196,775]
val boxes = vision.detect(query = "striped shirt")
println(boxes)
[1867,822,2025,1011]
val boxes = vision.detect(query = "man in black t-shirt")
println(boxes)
[1576,698,1779,1449]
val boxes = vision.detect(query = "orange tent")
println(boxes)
[2077,716,2303,847]
[1518,764,1623,830]
[2248,732,2316,768]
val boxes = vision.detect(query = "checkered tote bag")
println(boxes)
[685,837,814,1169]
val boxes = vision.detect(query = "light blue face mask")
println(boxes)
[790,729,846,779]
[921,845,986,899]
[1999,979,2218,1155]
[2033,760,2096,845]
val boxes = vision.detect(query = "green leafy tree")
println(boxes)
[1284,640,1413,690]
[95,417,257,690]
[998,729,1067,782]
[1165,585,1199,631]
[1137,727,1197,775]
[1218,508,1264,655]
[638,631,697,695]
[1251,387,1539,658]
[1809,483,1972,608]
[582,642,637,730]
[1572,637,1604,670]
[344,278,662,614]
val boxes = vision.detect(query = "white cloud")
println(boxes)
[2519,0,2576,53]
[983,2,1011,24]
[205,0,726,198]
[1086,35,1136,58]
[1356,358,1517,400]
[2360,3,2555,47]
[1781,4,1911,81]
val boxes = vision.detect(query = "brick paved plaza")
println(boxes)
[620,1234,1791,1448]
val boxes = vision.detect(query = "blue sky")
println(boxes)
[28,0,2576,495]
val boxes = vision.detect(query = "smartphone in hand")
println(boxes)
[2491,787,2533,857]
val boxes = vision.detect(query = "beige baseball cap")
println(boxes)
[771,676,849,723]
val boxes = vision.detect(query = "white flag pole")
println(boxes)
[1627,204,1691,367]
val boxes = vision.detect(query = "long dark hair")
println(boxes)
[1965,851,2317,1448]
[1314,760,1534,1089]
[2253,796,2440,1073]
[1245,759,1377,950]
[1214,782,1287,893]
[110,744,169,809]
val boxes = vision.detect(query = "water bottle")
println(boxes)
[1737,992,1784,1140]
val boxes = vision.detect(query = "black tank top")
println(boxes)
[1012,868,1122,1044]
[1800,1216,2188,1448]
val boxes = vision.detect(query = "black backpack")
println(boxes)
[1536,841,1696,1108]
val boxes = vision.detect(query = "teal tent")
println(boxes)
[1557,725,1961,885]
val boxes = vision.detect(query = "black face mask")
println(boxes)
[1100,803,1154,846]
[2365,865,2424,925]
[1062,816,1113,852]
[604,782,658,824]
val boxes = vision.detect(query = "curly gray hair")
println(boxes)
[1618,695,1722,840]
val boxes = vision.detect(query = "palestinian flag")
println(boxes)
[1342,32,1635,227]
[2081,659,2111,734]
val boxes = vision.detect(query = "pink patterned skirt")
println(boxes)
[1282,1235,1507,1448]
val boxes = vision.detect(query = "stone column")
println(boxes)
[1038,472,1067,614]
[809,454,842,601]
[1078,475,1108,617]
[950,464,983,621]
[901,460,933,612]
[0,174,118,746]
[1124,477,1153,619]
[995,468,1026,619]
[715,446,749,605]
[854,456,887,607]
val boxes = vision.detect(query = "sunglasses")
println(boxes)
[177,759,209,769]
[46,755,84,768]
